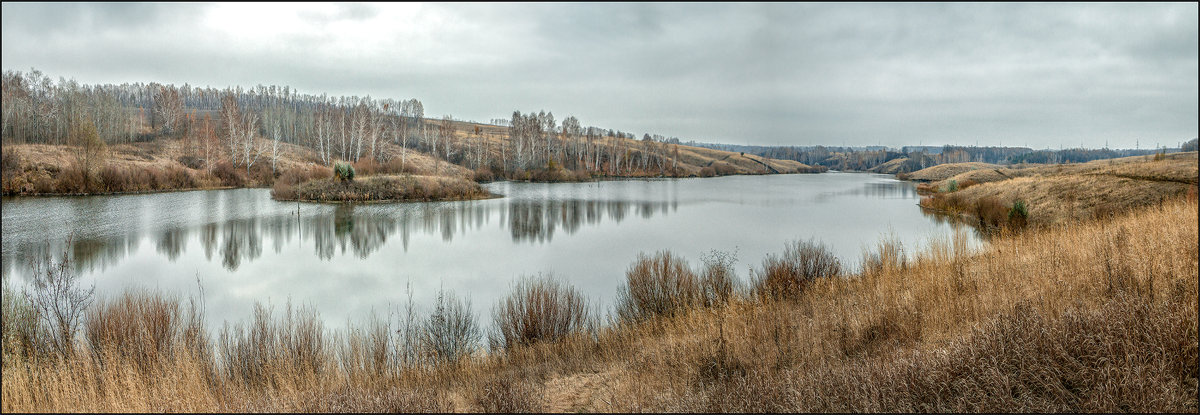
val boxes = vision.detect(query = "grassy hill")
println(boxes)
[911,152,1198,228]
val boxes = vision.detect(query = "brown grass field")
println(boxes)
[3,188,1196,412]
[915,152,1198,228]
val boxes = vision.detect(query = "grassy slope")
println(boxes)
[910,152,1198,226]
[902,161,1002,181]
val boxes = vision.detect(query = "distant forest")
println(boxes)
[693,139,1197,172]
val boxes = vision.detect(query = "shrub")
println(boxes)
[1009,199,1029,228]
[473,168,495,183]
[164,166,196,189]
[699,250,739,307]
[1,147,20,183]
[85,290,181,369]
[615,251,703,324]
[98,165,132,192]
[754,239,840,300]
[489,274,591,351]
[56,164,93,193]
[334,163,356,182]
[974,196,1009,230]
[212,161,245,187]
[945,180,958,192]
[713,162,738,176]
[2,281,42,357]
[352,158,381,176]
[248,163,274,185]
[176,155,204,169]
[420,290,479,364]
[699,166,717,177]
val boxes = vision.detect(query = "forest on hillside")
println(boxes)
[1,69,695,180]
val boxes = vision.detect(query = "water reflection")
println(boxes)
[3,197,677,275]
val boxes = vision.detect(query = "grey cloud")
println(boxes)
[2,2,1196,149]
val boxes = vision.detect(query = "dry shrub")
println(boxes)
[474,373,545,412]
[352,158,381,176]
[2,283,41,358]
[176,155,204,170]
[489,274,591,351]
[248,163,274,185]
[754,239,841,300]
[82,290,208,374]
[419,290,479,364]
[56,164,94,193]
[381,158,421,175]
[958,178,979,190]
[218,302,327,388]
[919,192,967,213]
[698,166,717,177]
[615,251,703,324]
[973,196,1009,229]
[473,167,495,183]
[164,166,196,189]
[271,164,330,201]
[1,147,21,193]
[860,236,906,276]
[211,161,245,187]
[698,250,739,307]
[712,161,737,176]
[98,165,132,192]
[526,166,585,182]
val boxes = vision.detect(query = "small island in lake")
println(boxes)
[272,164,495,202]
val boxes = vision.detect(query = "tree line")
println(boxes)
[3,69,692,179]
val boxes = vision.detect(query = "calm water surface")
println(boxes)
[2,173,977,329]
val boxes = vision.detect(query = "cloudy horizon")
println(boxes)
[2,2,1196,149]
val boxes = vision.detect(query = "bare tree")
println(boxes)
[26,235,95,356]
[153,85,184,136]
[68,117,106,187]
[220,92,242,167]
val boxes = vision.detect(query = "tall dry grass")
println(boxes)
[489,274,593,351]
[3,197,1196,412]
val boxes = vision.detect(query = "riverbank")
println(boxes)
[3,193,1195,412]
[907,152,1198,229]
[2,139,824,197]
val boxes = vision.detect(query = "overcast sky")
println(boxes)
[2,2,1196,149]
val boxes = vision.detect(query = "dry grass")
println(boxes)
[3,197,1196,412]
[903,162,1002,182]
[915,152,1198,228]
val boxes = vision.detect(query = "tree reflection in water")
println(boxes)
[3,197,676,276]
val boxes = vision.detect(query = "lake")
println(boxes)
[1,173,978,330]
